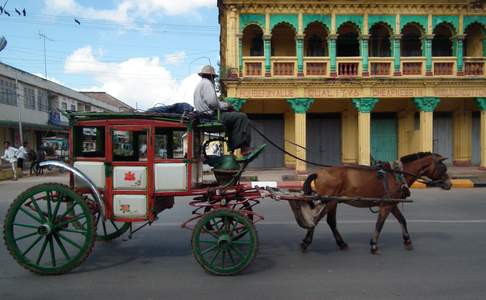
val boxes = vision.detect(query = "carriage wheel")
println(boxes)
[192,208,258,275]
[3,183,95,275]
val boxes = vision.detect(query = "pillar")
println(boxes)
[284,112,296,168]
[288,98,314,173]
[264,34,271,77]
[360,35,369,76]
[453,107,472,166]
[352,98,379,165]
[341,109,358,164]
[476,98,486,168]
[456,35,464,76]
[225,98,247,111]
[414,97,440,152]
[329,34,337,77]
[398,110,415,157]
[425,35,434,76]
[393,34,402,76]
[296,35,304,77]
[238,35,243,77]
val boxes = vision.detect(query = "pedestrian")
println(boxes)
[1,141,19,180]
[193,65,252,156]
[17,141,28,172]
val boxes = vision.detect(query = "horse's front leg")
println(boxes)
[301,228,315,251]
[391,205,413,250]
[326,202,348,250]
[370,205,391,254]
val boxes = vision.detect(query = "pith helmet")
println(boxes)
[198,65,218,77]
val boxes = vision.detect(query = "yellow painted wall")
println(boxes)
[271,25,296,56]
[341,106,358,163]
[284,112,296,167]
[453,100,472,164]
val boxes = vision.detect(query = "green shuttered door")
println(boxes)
[371,114,398,162]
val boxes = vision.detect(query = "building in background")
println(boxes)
[219,0,486,172]
[0,62,132,153]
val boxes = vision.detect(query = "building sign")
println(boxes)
[236,86,486,99]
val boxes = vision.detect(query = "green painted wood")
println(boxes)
[371,115,398,162]
[288,98,314,113]
[352,98,379,113]
[225,98,247,112]
[238,38,243,71]
[393,37,401,72]
[336,15,364,32]
[297,38,304,73]
[464,16,486,31]
[432,15,459,33]
[360,37,369,72]
[415,97,440,112]
[240,14,266,32]
[456,37,464,72]
[476,98,486,111]
[329,37,337,73]
[264,38,271,74]
[425,38,432,73]
[270,14,298,31]
[400,15,428,33]
[303,14,331,32]
[368,15,396,33]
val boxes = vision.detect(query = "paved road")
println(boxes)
[0,175,485,300]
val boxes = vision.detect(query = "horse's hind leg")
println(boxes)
[391,205,413,250]
[301,228,315,251]
[326,203,348,250]
[370,206,391,255]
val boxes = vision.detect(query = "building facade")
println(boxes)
[218,0,486,172]
[0,63,132,151]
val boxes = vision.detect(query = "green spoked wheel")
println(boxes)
[95,217,130,241]
[192,208,258,276]
[3,183,95,275]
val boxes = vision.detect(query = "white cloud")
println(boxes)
[33,73,64,85]
[64,46,201,109]
[164,51,186,65]
[44,0,216,24]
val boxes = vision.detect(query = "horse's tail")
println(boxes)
[303,173,318,195]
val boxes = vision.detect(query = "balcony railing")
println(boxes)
[433,58,455,76]
[369,58,393,76]
[464,57,485,76]
[272,57,296,76]
[337,58,360,77]
[401,57,425,76]
[304,57,329,77]
[242,57,264,77]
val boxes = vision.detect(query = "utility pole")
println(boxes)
[38,31,53,79]
[14,72,23,145]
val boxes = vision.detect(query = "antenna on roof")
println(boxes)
[39,31,54,79]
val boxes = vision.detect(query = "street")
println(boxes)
[0,176,485,300]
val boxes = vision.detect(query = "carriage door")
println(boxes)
[108,125,152,221]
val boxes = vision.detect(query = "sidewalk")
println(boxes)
[242,166,486,189]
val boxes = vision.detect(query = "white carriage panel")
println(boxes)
[113,166,147,190]
[155,163,187,191]
[191,161,203,188]
[73,161,105,189]
[113,194,147,218]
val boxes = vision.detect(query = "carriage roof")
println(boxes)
[68,111,192,124]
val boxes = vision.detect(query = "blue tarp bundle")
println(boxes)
[147,103,194,114]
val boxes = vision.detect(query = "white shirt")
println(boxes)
[193,78,229,114]
[1,146,18,163]
[17,146,28,159]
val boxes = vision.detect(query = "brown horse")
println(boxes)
[288,152,452,254]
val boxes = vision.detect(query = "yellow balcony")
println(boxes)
[464,57,485,76]
[401,57,425,76]
[433,57,456,76]
[242,57,264,77]
[337,57,361,77]
[271,57,296,77]
[304,57,329,77]
[369,57,393,77]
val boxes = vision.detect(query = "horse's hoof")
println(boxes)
[339,243,349,251]
[370,244,380,255]
[404,241,413,251]
[300,242,309,252]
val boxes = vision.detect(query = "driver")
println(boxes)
[193,65,252,156]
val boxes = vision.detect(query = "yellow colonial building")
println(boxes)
[218,0,486,172]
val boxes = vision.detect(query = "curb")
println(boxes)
[247,179,480,189]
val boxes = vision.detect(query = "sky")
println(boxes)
[0,0,220,109]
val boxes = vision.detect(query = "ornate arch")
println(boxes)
[336,15,363,33]
[432,16,458,34]
[240,14,265,32]
[464,21,486,34]
[400,15,428,33]
[303,14,331,33]
[304,21,330,35]
[464,16,486,33]
[400,21,426,36]
[369,22,394,36]
[270,14,298,32]
[368,15,396,34]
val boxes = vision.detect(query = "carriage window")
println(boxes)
[155,128,187,159]
[74,126,105,157]
[112,130,147,161]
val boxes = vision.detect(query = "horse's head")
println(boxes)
[421,154,452,190]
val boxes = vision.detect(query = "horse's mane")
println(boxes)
[400,152,433,163]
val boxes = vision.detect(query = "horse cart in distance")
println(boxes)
[3,112,267,275]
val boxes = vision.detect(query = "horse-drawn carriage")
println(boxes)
[2,111,452,276]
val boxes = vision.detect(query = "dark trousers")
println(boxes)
[220,111,252,151]
[17,158,24,170]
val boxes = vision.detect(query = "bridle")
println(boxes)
[392,154,448,187]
